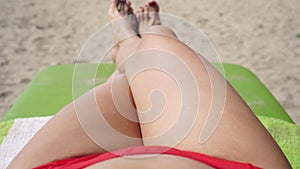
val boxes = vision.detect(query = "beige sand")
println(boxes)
[0,0,299,124]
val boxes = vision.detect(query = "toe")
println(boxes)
[124,3,129,14]
[125,0,133,15]
[126,0,131,7]
[143,5,150,20]
[145,4,149,13]
[109,0,118,14]
[128,7,134,15]
[149,0,159,12]
[141,7,145,20]
[117,0,127,16]
[110,0,117,9]
[138,7,145,20]
[136,8,141,22]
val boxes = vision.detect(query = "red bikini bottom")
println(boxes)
[33,146,261,169]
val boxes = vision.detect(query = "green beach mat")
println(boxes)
[0,63,298,168]
[0,63,294,124]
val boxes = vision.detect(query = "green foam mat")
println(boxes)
[214,63,294,123]
[1,64,115,121]
[1,63,294,124]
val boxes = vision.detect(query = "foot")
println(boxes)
[109,0,138,63]
[108,0,141,67]
[136,1,161,35]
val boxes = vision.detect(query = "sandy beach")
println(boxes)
[0,0,299,124]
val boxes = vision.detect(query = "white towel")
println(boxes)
[0,116,52,169]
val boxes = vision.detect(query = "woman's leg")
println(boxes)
[7,75,142,169]
[121,3,291,169]
[7,1,143,168]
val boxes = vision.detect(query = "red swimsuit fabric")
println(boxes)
[33,146,261,169]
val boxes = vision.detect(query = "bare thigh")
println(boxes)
[7,73,142,169]
[124,31,291,169]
